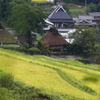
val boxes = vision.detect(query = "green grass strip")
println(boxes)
[55,69,99,96]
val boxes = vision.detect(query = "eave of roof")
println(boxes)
[88,12,100,16]
[49,19,75,23]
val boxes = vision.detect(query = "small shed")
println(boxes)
[0,22,22,47]
[41,27,68,52]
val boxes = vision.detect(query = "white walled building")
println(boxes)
[46,0,54,2]
[44,5,75,43]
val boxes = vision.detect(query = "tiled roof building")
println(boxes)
[48,5,75,28]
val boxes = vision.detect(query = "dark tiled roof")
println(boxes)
[93,18,100,20]
[49,5,75,23]
[88,12,100,16]
[49,19,75,23]
[78,15,94,20]
[50,12,72,20]
[41,28,68,46]
[75,20,97,26]
[0,22,22,46]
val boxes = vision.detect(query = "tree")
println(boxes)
[0,0,12,20]
[54,0,57,4]
[8,4,46,47]
[37,41,49,55]
[97,4,100,12]
[69,26,97,57]
[0,0,31,23]
[7,0,27,19]
[88,3,97,12]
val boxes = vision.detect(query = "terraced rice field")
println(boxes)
[0,48,100,100]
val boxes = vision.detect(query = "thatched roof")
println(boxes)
[41,27,68,46]
[0,22,22,46]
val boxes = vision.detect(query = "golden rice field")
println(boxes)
[0,48,100,100]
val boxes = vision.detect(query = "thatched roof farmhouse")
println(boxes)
[41,27,68,52]
[0,22,22,47]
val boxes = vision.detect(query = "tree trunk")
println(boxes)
[26,30,33,47]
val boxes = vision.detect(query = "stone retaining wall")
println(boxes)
[49,55,100,64]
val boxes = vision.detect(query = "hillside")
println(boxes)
[0,48,100,100]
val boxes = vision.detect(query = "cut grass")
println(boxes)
[0,48,100,100]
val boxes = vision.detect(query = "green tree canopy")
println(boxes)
[0,0,12,20]
[69,26,97,56]
[8,3,46,46]
[97,4,100,12]
[0,0,31,24]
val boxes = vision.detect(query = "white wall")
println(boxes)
[46,0,54,2]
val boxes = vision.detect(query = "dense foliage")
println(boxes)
[8,3,46,46]
[86,3,100,13]
[62,0,100,4]
[68,26,97,57]
[0,0,31,22]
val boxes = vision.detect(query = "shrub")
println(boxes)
[0,46,41,55]
[0,46,17,50]
[37,41,49,55]
[75,58,90,64]
[0,73,14,88]
[48,93,64,100]
[0,88,11,100]
[0,94,8,100]
[83,76,99,83]
[23,42,29,49]
[29,47,41,54]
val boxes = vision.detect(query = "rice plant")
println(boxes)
[0,48,100,100]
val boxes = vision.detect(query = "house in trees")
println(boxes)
[88,12,100,24]
[44,5,75,43]
[74,12,100,27]
[74,15,97,27]
[0,22,22,47]
[41,27,68,52]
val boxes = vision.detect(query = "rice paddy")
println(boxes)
[0,48,100,100]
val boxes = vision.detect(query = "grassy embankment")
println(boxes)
[0,48,100,100]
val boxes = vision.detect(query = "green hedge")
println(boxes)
[0,46,41,55]
[0,73,14,88]
[29,47,41,54]
[75,58,90,64]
